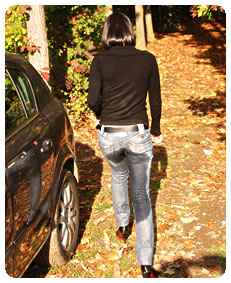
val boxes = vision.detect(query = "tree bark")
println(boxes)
[135,5,146,50]
[106,5,113,16]
[26,5,49,75]
[145,5,155,43]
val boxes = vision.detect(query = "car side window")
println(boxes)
[5,72,27,136]
[8,69,36,117]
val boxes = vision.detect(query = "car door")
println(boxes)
[5,65,54,277]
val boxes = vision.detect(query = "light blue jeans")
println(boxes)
[98,125,154,265]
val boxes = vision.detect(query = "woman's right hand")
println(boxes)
[151,135,162,144]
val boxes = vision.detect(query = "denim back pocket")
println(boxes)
[128,130,153,154]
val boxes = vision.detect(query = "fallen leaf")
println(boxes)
[85,260,98,269]
[113,263,121,277]
[94,270,102,277]
[123,245,133,255]
[87,168,94,174]
[103,231,113,247]
[158,223,170,233]
[118,247,123,257]
[164,266,176,275]
[184,240,196,249]
[183,258,190,266]
[95,253,104,261]
[212,265,223,274]
[180,216,199,223]
[208,221,215,227]
[204,149,212,155]
[99,250,120,261]
[194,225,201,230]
[165,208,179,221]
[80,236,91,245]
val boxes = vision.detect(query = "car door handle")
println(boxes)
[7,151,27,169]
[40,139,52,153]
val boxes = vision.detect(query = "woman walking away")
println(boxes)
[88,12,162,278]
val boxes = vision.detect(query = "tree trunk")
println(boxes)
[145,5,155,43]
[26,5,49,78]
[106,5,113,16]
[135,5,146,50]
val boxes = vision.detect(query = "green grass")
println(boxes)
[120,256,131,272]
[209,243,226,267]
[75,250,97,262]
[92,202,111,211]
[49,265,63,273]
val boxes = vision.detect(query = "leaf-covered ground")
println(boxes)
[24,18,226,278]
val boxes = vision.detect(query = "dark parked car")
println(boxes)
[5,53,80,277]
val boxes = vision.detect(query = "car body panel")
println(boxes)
[5,53,78,277]
[5,113,54,277]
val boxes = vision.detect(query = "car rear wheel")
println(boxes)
[37,169,79,266]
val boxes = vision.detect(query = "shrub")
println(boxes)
[45,5,107,122]
[5,6,28,56]
[190,5,225,19]
[5,5,107,123]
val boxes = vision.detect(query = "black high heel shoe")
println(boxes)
[141,265,159,278]
[116,225,130,241]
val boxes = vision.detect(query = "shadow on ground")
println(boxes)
[181,17,226,75]
[75,141,103,242]
[150,146,168,256]
[23,143,226,278]
[158,255,226,278]
[184,89,226,142]
[23,141,103,278]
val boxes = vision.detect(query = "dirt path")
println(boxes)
[25,19,226,278]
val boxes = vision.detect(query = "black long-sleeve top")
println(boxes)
[88,45,161,136]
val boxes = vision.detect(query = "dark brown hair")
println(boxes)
[102,13,136,50]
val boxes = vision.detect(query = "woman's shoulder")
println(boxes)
[133,47,152,54]
[139,49,156,59]
[92,47,157,63]
[131,48,158,63]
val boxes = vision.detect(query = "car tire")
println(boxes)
[36,169,79,266]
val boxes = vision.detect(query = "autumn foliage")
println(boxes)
[5,5,225,122]
[190,5,224,19]
[5,5,108,121]
[6,5,226,279]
